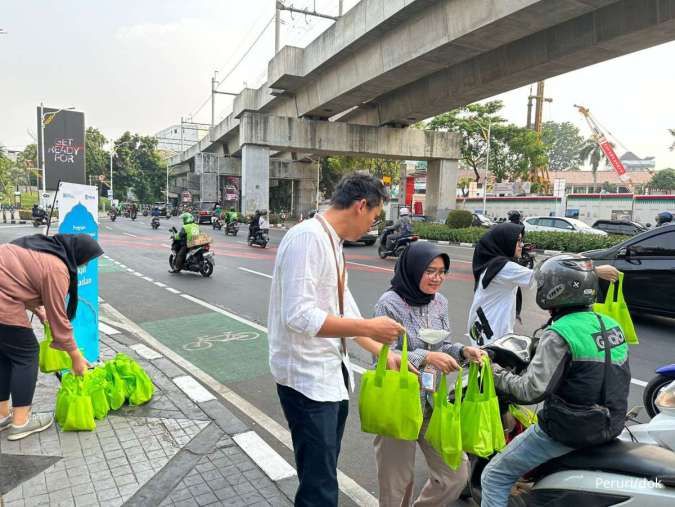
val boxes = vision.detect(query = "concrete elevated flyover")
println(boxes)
[169,0,675,218]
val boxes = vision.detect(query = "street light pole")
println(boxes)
[482,120,492,216]
[40,102,46,201]
[109,150,114,203]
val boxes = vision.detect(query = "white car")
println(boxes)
[523,216,608,236]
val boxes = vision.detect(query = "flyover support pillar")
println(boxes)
[425,159,458,222]
[241,144,270,216]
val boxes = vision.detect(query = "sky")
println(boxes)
[2,1,675,169]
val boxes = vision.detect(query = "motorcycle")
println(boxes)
[130,210,137,221]
[644,364,675,418]
[457,334,675,506]
[225,221,239,236]
[168,227,215,277]
[377,228,418,259]
[32,215,49,228]
[212,217,223,230]
[517,243,536,269]
[109,210,117,222]
[621,380,675,453]
[248,228,269,248]
[151,216,160,230]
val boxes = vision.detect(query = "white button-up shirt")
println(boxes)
[268,216,360,402]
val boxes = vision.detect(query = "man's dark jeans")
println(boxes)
[276,384,349,507]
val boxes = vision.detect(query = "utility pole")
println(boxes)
[528,80,553,193]
[275,0,338,54]
[526,85,534,129]
[339,0,344,16]
[211,72,218,127]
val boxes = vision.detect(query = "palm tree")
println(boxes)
[578,138,611,190]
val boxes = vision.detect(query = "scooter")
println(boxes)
[151,216,160,230]
[248,228,269,248]
[168,228,215,277]
[643,365,675,418]
[225,220,239,236]
[212,216,223,230]
[377,229,418,259]
[32,215,49,227]
[109,210,117,222]
[621,380,675,452]
[459,334,675,506]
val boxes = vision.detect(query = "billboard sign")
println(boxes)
[37,107,86,190]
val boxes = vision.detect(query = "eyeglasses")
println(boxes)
[423,269,448,279]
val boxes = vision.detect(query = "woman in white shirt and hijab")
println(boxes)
[467,223,620,345]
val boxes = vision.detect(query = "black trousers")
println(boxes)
[0,323,39,407]
[277,384,349,507]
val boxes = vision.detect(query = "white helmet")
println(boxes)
[400,207,410,216]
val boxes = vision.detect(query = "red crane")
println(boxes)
[574,105,631,185]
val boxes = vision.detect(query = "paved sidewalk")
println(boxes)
[0,323,294,507]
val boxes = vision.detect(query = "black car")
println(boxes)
[592,219,647,236]
[582,224,675,317]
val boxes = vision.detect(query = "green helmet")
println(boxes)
[181,212,195,225]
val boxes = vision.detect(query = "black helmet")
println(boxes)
[507,210,522,223]
[656,211,673,226]
[535,254,598,310]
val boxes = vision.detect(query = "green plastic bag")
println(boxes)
[593,272,638,345]
[111,354,154,406]
[104,362,128,410]
[359,333,423,441]
[460,356,505,458]
[55,373,77,426]
[425,370,464,470]
[83,368,110,420]
[39,323,72,373]
[509,404,537,428]
[59,376,96,432]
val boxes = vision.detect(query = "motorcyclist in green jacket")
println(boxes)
[224,207,239,224]
[172,212,200,272]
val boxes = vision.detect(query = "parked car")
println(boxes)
[196,201,218,224]
[472,213,494,228]
[524,216,607,236]
[592,219,647,236]
[582,224,675,317]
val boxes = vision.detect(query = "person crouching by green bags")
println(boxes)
[0,233,102,441]
[480,255,631,507]
[357,242,485,507]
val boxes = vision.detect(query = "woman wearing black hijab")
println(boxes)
[0,233,103,441]
[356,242,484,506]
[467,222,619,345]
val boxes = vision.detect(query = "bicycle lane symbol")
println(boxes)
[182,331,259,351]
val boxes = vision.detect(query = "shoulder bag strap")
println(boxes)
[315,215,348,356]
[594,313,612,405]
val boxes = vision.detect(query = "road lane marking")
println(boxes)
[166,287,181,294]
[119,264,127,268]
[126,268,134,272]
[105,226,113,230]
[154,281,167,288]
[238,267,273,279]
[173,375,216,402]
[142,276,153,282]
[180,294,267,333]
[347,261,393,272]
[233,431,296,481]
[161,243,171,248]
[98,302,377,506]
[133,272,143,277]
[124,232,137,238]
[631,378,648,387]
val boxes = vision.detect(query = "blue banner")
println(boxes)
[58,183,100,362]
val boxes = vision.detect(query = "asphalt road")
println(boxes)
[2,218,672,505]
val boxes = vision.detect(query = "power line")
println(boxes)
[189,14,275,120]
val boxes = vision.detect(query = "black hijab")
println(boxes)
[472,222,525,290]
[11,233,104,320]
[390,242,450,306]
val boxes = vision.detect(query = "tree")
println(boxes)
[319,156,400,200]
[85,127,110,186]
[578,139,611,188]
[111,132,166,203]
[541,121,584,171]
[649,168,675,192]
[426,100,548,184]
[669,129,675,151]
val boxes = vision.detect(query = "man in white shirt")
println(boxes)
[268,173,404,507]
